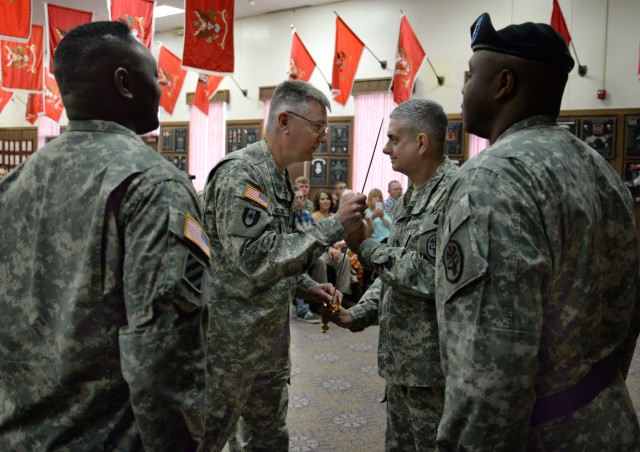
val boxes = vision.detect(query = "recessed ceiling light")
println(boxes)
[155,5,184,18]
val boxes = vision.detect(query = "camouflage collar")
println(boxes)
[495,115,557,144]
[66,120,141,140]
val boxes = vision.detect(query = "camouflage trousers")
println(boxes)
[385,383,444,452]
[205,321,291,451]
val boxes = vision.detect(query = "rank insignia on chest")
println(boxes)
[243,207,261,227]
[443,240,463,283]
[244,185,270,209]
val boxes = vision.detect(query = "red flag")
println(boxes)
[110,0,154,50]
[550,0,571,46]
[158,46,187,115]
[288,32,316,82]
[0,86,13,114]
[46,4,93,72]
[331,17,364,106]
[193,73,223,115]
[0,0,31,41]
[390,16,426,105]
[26,92,44,124]
[1,25,44,92]
[44,70,64,122]
[183,0,235,74]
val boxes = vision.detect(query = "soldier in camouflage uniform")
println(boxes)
[435,13,640,450]
[325,99,458,451]
[202,80,368,451]
[0,22,209,450]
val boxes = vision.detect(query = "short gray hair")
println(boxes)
[390,99,448,152]
[267,80,331,132]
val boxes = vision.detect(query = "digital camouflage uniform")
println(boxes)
[202,139,345,451]
[349,158,458,451]
[436,116,640,450]
[0,120,209,450]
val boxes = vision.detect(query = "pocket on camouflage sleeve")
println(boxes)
[438,193,487,307]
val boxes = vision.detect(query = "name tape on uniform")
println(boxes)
[183,214,211,259]
[244,185,270,209]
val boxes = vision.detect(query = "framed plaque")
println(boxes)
[310,158,327,186]
[329,157,349,186]
[625,116,640,158]
[444,122,463,157]
[226,121,263,154]
[162,128,174,153]
[330,125,350,154]
[174,127,187,153]
[558,118,579,137]
[581,118,615,159]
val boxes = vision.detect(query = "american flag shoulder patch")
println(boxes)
[183,214,211,259]
[244,185,270,209]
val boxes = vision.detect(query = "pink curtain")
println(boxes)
[353,93,407,195]
[263,99,270,135]
[189,102,226,192]
[468,134,490,159]
[36,116,59,150]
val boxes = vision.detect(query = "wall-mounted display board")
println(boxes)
[580,117,616,159]
[444,122,464,158]
[308,117,353,190]
[625,116,640,158]
[0,127,36,171]
[159,123,189,172]
[557,118,579,136]
[226,120,263,154]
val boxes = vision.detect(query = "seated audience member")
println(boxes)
[0,165,7,180]
[384,180,403,219]
[334,181,347,199]
[330,191,340,213]
[339,189,367,296]
[0,21,208,449]
[309,189,353,304]
[366,188,392,242]
[295,175,314,213]
[292,189,321,323]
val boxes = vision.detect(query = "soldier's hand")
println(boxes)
[345,219,372,252]
[334,193,367,234]
[321,306,353,329]
[308,283,342,308]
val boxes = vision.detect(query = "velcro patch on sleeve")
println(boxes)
[183,214,211,259]
[244,185,270,209]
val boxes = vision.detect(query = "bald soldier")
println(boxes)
[435,13,640,449]
[0,21,208,449]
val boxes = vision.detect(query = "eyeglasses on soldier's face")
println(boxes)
[286,110,329,135]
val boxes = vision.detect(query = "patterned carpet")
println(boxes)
[226,317,640,451]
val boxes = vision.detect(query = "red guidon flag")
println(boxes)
[193,73,223,115]
[331,17,364,106]
[110,0,154,49]
[183,0,234,74]
[158,46,186,115]
[44,70,64,122]
[46,4,93,72]
[1,25,44,92]
[390,16,425,105]
[25,92,43,124]
[550,0,571,46]
[0,0,31,41]
[288,32,316,82]
[0,86,13,114]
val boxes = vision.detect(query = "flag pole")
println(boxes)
[333,11,387,70]
[291,25,332,91]
[230,76,248,97]
[426,58,445,86]
[570,41,587,76]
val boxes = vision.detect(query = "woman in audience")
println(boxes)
[312,189,334,222]
[366,188,392,243]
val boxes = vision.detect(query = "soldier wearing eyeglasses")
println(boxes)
[201,80,368,451]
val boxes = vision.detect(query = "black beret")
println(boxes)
[470,13,574,72]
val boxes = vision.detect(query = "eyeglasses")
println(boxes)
[286,110,329,135]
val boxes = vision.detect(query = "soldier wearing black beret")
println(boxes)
[435,12,640,450]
